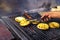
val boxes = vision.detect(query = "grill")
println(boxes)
[1,12,60,40]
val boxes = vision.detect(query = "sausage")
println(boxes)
[24,13,32,19]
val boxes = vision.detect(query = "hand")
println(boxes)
[41,12,60,22]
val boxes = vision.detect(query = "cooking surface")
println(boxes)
[1,13,60,40]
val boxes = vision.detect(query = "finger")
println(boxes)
[41,15,45,19]
[43,18,48,22]
[48,15,51,20]
[41,13,49,19]
[45,18,49,21]
[41,17,48,22]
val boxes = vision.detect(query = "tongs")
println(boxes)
[24,13,42,23]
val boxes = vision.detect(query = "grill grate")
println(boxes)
[1,13,60,40]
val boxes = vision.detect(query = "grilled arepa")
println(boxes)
[15,17,26,22]
[37,23,49,30]
[20,21,30,26]
[49,22,59,28]
[31,20,39,24]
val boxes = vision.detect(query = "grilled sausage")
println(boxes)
[24,13,32,19]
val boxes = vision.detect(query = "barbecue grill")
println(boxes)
[1,0,60,40]
[1,12,60,40]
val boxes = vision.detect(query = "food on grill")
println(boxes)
[30,20,39,24]
[20,21,30,26]
[32,21,39,24]
[24,13,32,19]
[37,23,49,30]
[15,16,31,26]
[49,22,59,28]
[15,17,26,22]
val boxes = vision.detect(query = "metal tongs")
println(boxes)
[24,13,42,23]
[29,19,42,22]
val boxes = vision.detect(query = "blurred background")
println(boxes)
[0,0,60,16]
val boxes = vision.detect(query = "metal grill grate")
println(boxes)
[1,13,60,40]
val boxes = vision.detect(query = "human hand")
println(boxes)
[41,12,59,22]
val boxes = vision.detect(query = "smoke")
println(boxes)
[0,0,13,13]
[0,0,58,13]
[27,0,49,9]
